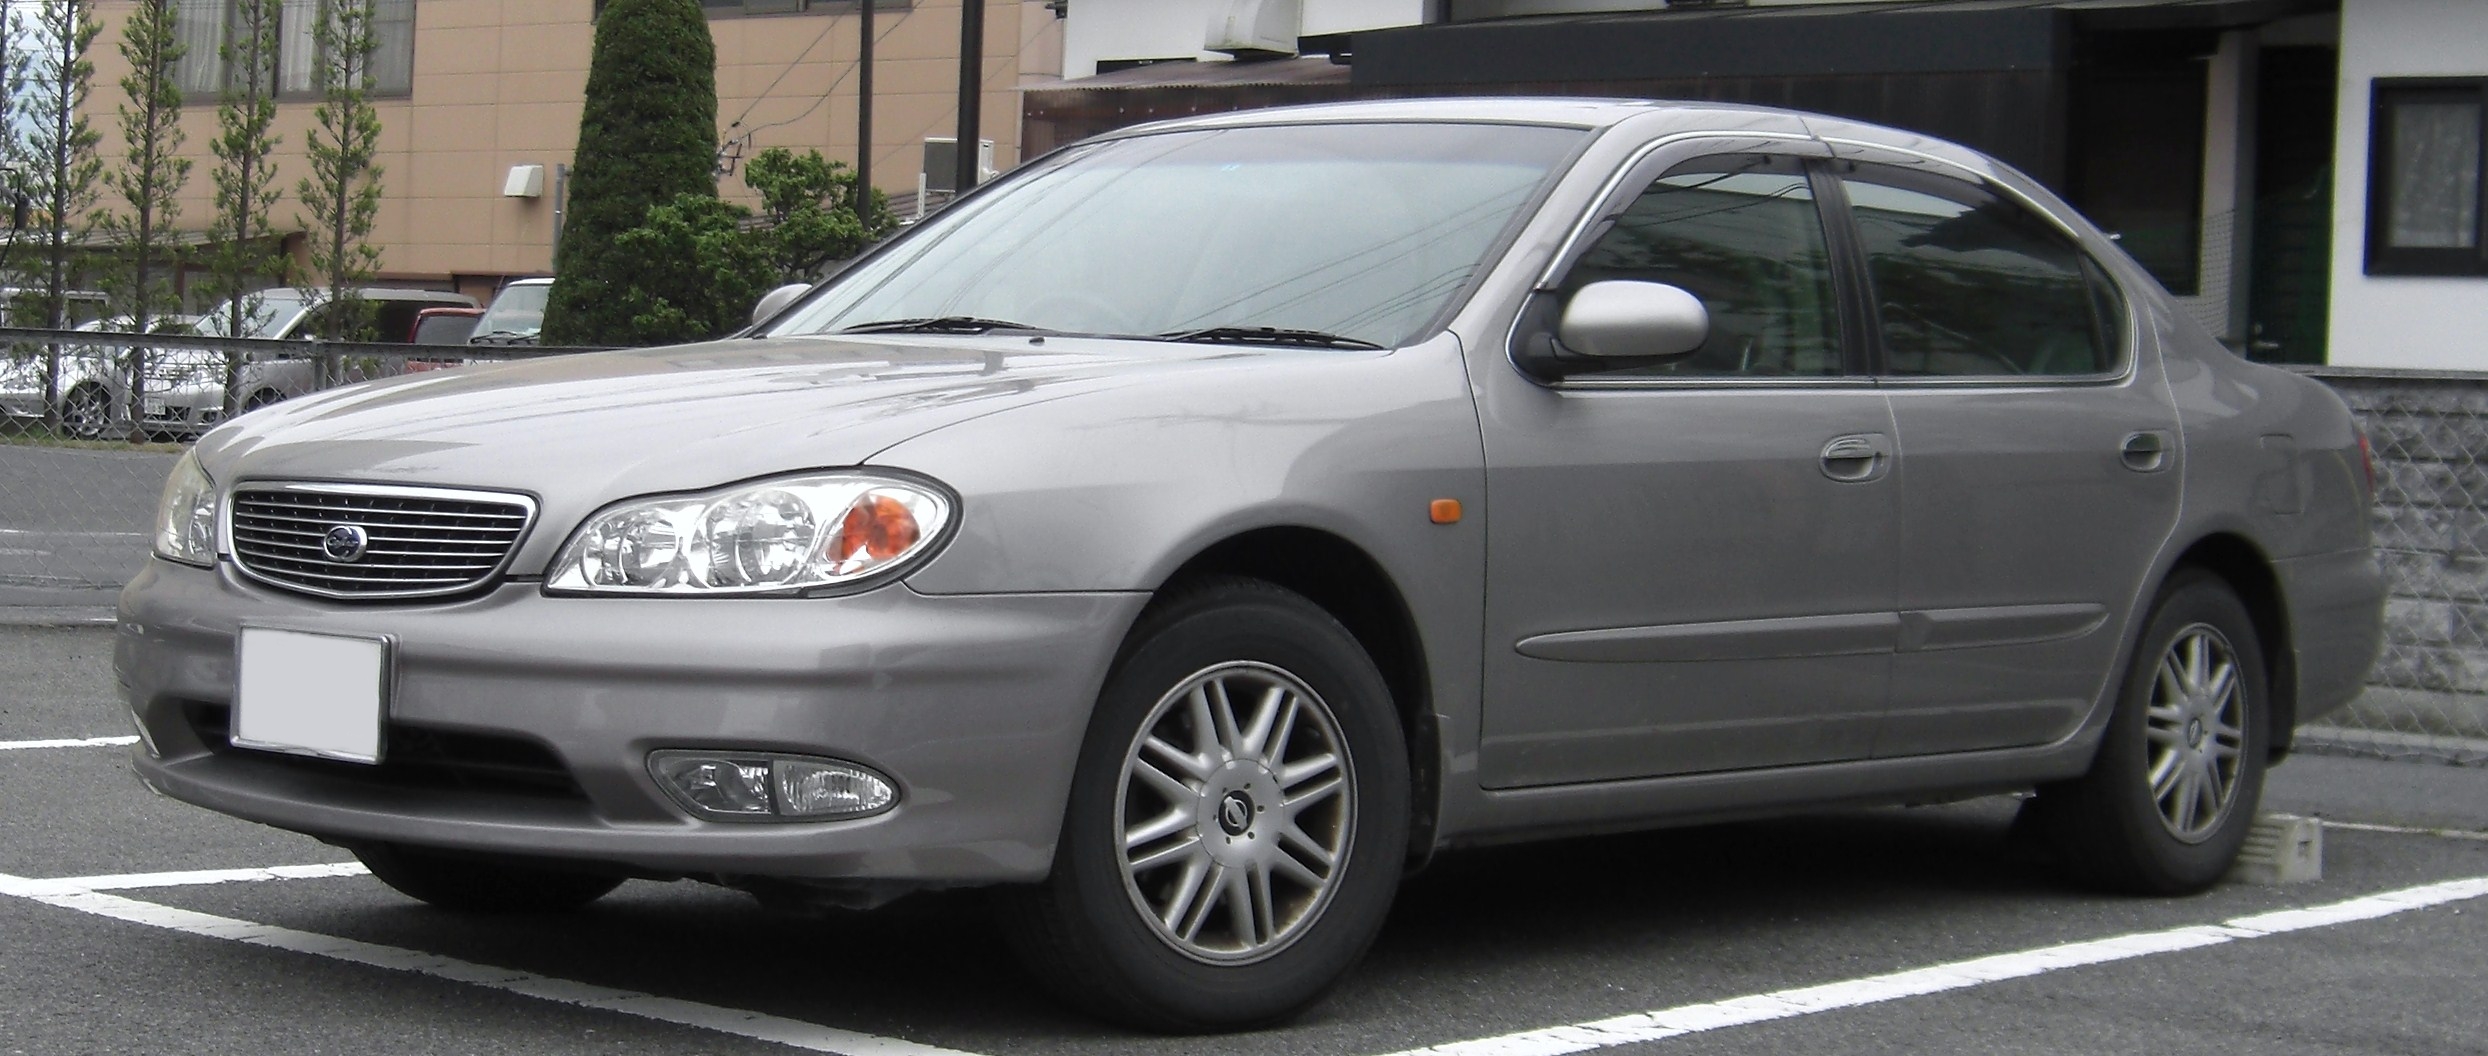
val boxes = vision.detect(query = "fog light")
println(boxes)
[775,759,895,817]
[650,751,897,821]
[653,755,773,816]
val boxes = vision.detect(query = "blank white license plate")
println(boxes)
[143,400,169,418]
[232,628,390,764]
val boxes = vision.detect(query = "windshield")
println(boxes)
[476,283,550,339]
[767,122,1585,349]
[196,290,309,338]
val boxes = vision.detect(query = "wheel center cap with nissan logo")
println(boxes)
[322,524,370,563]
[1218,791,1254,836]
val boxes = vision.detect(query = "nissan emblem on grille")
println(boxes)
[321,524,370,563]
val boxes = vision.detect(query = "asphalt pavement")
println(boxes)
[0,443,177,618]
[2,623,2484,1056]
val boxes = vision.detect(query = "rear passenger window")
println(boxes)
[1562,155,1842,378]
[1843,171,2124,378]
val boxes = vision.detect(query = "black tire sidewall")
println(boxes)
[1045,583,1410,1030]
[2058,570,2270,893]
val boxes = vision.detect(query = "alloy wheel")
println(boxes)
[2143,623,2247,842]
[1114,660,1356,965]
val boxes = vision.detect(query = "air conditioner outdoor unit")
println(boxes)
[918,137,997,219]
[1206,0,1300,57]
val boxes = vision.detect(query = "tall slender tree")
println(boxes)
[296,0,383,343]
[96,0,191,432]
[21,0,103,431]
[0,0,33,284]
[206,0,284,339]
[541,0,717,346]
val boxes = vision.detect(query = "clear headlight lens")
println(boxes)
[152,451,218,568]
[546,472,953,595]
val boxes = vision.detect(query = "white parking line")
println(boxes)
[2320,819,2488,842]
[0,866,987,1056]
[0,735,139,751]
[1383,875,2488,1056]
[29,862,370,892]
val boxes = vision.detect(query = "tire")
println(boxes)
[2022,569,2270,894]
[59,384,111,440]
[355,843,623,913]
[999,577,1411,1031]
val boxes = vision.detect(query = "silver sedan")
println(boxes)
[117,99,2383,1031]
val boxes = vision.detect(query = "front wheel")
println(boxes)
[2023,569,2270,894]
[354,843,623,913]
[1000,578,1410,1031]
[58,384,111,440]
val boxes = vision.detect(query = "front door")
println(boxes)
[1476,148,1902,788]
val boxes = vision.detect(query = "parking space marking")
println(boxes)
[28,862,369,892]
[2320,819,2488,842]
[1384,875,2488,1056]
[0,735,139,750]
[0,868,989,1056]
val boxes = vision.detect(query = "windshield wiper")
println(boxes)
[838,316,1050,335]
[1154,326,1385,350]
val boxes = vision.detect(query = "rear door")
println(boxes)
[1475,140,1904,787]
[1824,155,2182,757]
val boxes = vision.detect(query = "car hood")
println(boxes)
[194,333,1310,522]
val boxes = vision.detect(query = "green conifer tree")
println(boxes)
[541,0,718,346]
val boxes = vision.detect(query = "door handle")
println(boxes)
[2121,431,2172,473]
[1820,433,1889,483]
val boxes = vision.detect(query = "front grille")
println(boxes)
[185,702,588,802]
[228,482,535,600]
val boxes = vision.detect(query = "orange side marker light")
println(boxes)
[1429,499,1463,525]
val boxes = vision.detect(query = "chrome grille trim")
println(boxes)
[225,482,538,601]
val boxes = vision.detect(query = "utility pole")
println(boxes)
[856,0,872,221]
[953,0,982,197]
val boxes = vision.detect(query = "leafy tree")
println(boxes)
[742,147,894,281]
[541,0,717,346]
[603,192,771,345]
[205,0,284,340]
[295,0,384,343]
[23,0,104,431]
[95,0,192,430]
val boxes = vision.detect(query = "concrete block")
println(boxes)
[2228,813,2322,885]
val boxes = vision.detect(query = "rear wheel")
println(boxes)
[1000,578,1409,1030]
[355,843,622,913]
[2023,570,2269,893]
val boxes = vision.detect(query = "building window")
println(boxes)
[704,0,821,15]
[2368,79,2488,276]
[174,0,416,100]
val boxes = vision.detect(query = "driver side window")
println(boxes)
[1560,154,1843,378]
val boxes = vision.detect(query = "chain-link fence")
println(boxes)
[2299,368,2488,765]
[1,335,2482,762]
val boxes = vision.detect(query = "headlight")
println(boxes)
[546,472,954,596]
[153,451,218,568]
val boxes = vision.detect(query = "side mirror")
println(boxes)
[750,283,810,329]
[1557,280,1709,361]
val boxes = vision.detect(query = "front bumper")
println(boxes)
[117,558,1146,883]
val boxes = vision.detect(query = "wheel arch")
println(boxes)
[2160,532,2298,760]
[1152,525,1442,869]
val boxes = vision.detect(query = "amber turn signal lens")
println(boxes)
[1429,498,1462,524]
[834,493,923,562]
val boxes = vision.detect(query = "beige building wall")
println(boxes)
[84,0,1051,301]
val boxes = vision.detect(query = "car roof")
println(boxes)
[1090,97,2000,173]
